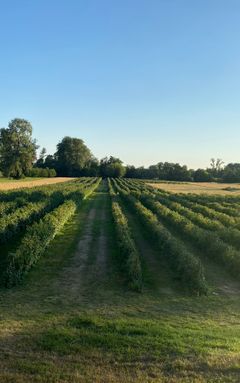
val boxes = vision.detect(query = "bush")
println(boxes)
[27,167,57,177]
[5,200,77,287]
[125,195,207,295]
[111,201,142,292]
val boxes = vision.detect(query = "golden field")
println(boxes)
[147,181,240,194]
[0,177,76,191]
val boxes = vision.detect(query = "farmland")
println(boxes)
[0,178,240,382]
[0,177,77,191]
[147,181,240,195]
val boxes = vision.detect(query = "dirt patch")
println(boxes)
[0,178,76,191]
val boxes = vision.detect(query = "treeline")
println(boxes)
[1,118,240,181]
[125,159,240,183]
[0,119,125,179]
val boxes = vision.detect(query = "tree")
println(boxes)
[44,155,56,169]
[193,168,212,182]
[209,158,224,177]
[222,163,240,183]
[100,156,125,178]
[55,136,93,176]
[35,147,47,168]
[0,118,38,178]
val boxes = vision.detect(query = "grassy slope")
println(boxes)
[0,181,239,382]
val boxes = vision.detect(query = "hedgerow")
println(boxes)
[111,200,142,292]
[119,191,207,295]
[0,201,50,243]
[5,200,77,287]
[142,197,240,277]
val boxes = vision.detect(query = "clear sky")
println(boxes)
[0,0,240,169]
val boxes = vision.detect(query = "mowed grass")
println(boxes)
[147,181,240,195]
[0,182,239,382]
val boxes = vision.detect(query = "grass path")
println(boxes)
[0,180,239,382]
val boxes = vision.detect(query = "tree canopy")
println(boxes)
[54,136,93,176]
[100,156,126,178]
[0,118,38,178]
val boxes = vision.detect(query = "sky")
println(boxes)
[0,0,240,169]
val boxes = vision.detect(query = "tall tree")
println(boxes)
[55,136,93,176]
[35,147,47,168]
[100,156,126,178]
[0,118,38,178]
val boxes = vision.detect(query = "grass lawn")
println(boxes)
[0,182,239,382]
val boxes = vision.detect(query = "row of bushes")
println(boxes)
[122,179,240,252]
[111,200,142,292]
[3,178,102,286]
[0,177,89,203]
[118,178,240,279]
[0,178,102,242]
[206,201,240,217]
[108,178,142,291]
[170,195,237,226]
[26,167,57,178]
[153,194,240,250]
[5,200,77,287]
[142,197,240,277]
[0,200,49,244]
[0,200,19,217]
[116,186,208,295]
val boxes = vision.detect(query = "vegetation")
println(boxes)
[5,199,77,286]
[2,118,240,183]
[0,118,38,179]
[113,181,207,295]
[109,179,142,291]
[0,178,239,382]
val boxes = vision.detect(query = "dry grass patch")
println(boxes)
[0,177,77,191]
[147,182,240,195]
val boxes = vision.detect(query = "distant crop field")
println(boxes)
[0,177,77,190]
[147,181,240,194]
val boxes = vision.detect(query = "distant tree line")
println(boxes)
[0,118,240,182]
[125,158,240,183]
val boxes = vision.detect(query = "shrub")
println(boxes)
[5,200,77,287]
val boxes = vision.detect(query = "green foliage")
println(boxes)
[55,136,93,176]
[123,193,207,295]
[100,157,126,178]
[5,200,77,286]
[111,199,142,292]
[193,168,212,182]
[222,163,240,182]
[0,118,38,178]
[0,201,49,243]
[27,167,57,177]
[144,197,240,277]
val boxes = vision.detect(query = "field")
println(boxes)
[0,177,77,190]
[0,178,240,382]
[147,181,240,195]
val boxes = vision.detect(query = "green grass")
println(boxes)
[0,181,239,382]
[0,177,42,182]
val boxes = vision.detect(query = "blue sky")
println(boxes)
[0,0,240,168]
